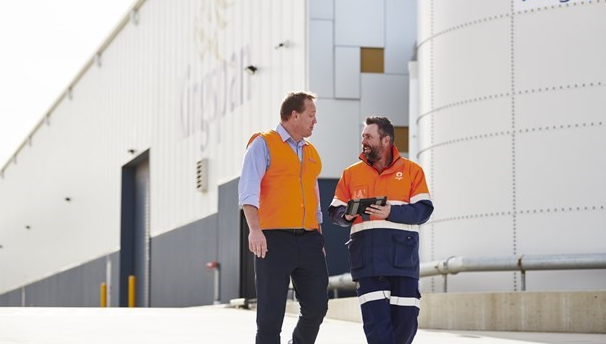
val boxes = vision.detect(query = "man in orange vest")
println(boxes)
[329,116,434,344]
[239,91,328,344]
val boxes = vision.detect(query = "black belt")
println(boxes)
[276,229,316,235]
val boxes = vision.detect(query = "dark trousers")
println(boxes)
[255,230,329,344]
[356,276,420,344]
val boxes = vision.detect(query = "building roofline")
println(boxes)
[1,0,148,177]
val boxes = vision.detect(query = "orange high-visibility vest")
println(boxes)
[249,130,322,230]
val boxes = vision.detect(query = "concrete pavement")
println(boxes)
[0,305,604,344]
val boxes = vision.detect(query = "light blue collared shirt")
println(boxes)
[238,124,323,224]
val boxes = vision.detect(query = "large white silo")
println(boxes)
[415,0,606,293]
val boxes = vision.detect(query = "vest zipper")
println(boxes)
[299,145,306,228]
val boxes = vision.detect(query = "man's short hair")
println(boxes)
[280,91,317,121]
[365,116,394,144]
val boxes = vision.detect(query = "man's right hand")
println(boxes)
[248,230,268,258]
[243,205,268,258]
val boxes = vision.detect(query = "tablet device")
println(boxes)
[345,196,387,216]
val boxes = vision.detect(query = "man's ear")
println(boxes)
[291,110,299,120]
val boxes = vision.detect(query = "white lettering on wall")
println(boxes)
[179,45,252,151]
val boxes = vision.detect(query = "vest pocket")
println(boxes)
[393,233,419,269]
[347,234,365,270]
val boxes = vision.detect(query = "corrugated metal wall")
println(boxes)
[0,0,308,297]
[149,178,241,307]
[0,252,120,307]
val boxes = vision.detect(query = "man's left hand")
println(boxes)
[365,203,390,219]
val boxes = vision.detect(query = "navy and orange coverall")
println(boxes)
[329,145,433,344]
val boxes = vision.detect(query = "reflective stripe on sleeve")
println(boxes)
[410,193,431,204]
[330,198,348,207]
[387,200,406,205]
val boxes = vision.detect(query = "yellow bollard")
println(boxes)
[100,283,107,307]
[128,275,136,307]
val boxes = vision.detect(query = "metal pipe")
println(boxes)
[328,272,355,290]
[519,253,606,270]
[206,261,221,304]
[105,256,112,307]
[213,267,220,305]
[327,253,606,292]
[420,253,606,277]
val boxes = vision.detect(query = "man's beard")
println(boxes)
[363,145,380,163]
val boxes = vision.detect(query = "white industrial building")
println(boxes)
[0,0,604,330]
[0,0,417,307]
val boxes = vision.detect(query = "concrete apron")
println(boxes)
[290,290,606,334]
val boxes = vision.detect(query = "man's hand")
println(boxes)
[365,203,391,219]
[344,214,357,221]
[248,229,268,258]
[243,205,268,258]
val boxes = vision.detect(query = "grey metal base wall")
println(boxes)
[0,252,120,307]
[0,179,242,308]
[149,177,242,307]
[0,177,350,307]
[150,214,219,306]
[0,288,22,307]
[318,179,353,279]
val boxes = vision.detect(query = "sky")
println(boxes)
[0,0,135,168]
